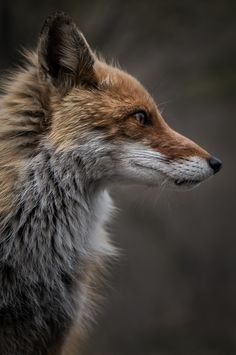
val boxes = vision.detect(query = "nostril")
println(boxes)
[208,156,222,174]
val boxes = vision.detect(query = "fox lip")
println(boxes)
[174,178,202,187]
[131,161,206,187]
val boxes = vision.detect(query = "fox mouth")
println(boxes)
[131,161,205,187]
[174,178,202,187]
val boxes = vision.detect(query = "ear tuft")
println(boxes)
[38,12,96,94]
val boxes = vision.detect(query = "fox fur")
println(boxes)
[0,11,221,355]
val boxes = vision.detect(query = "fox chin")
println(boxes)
[0,11,222,355]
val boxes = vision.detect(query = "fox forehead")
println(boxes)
[96,62,156,109]
[49,61,161,142]
[76,61,158,117]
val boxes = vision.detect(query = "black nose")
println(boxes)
[208,156,222,174]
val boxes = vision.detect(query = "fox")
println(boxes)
[0,11,222,355]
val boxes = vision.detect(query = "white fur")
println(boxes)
[113,143,213,188]
[69,135,213,189]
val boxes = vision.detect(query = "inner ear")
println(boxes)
[38,12,97,94]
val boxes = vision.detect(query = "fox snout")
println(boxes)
[114,118,222,189]
[155,125,222,187]
[150,123,222,176]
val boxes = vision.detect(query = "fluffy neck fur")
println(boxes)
[1,145,113,272]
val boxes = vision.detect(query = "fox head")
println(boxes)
[37,12,221,189]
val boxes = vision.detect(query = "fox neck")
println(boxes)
[1,145,113,280]
[0,144,114,353]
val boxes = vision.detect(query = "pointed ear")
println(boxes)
[38,12,97,94]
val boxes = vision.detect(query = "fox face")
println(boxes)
[38,12,222,189]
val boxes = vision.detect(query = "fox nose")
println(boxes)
[208,156,222,174]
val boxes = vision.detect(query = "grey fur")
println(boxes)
[0,143,115,354]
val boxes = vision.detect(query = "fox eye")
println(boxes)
[133,111,151,126]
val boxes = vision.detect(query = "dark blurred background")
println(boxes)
[0,1,235,354]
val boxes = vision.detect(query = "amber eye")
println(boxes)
[133,111,151,126]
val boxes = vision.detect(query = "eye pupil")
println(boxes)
[134,111,149,125]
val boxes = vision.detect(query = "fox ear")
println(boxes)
[38,12,96,94]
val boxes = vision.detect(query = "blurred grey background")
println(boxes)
[0,1,235,354]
